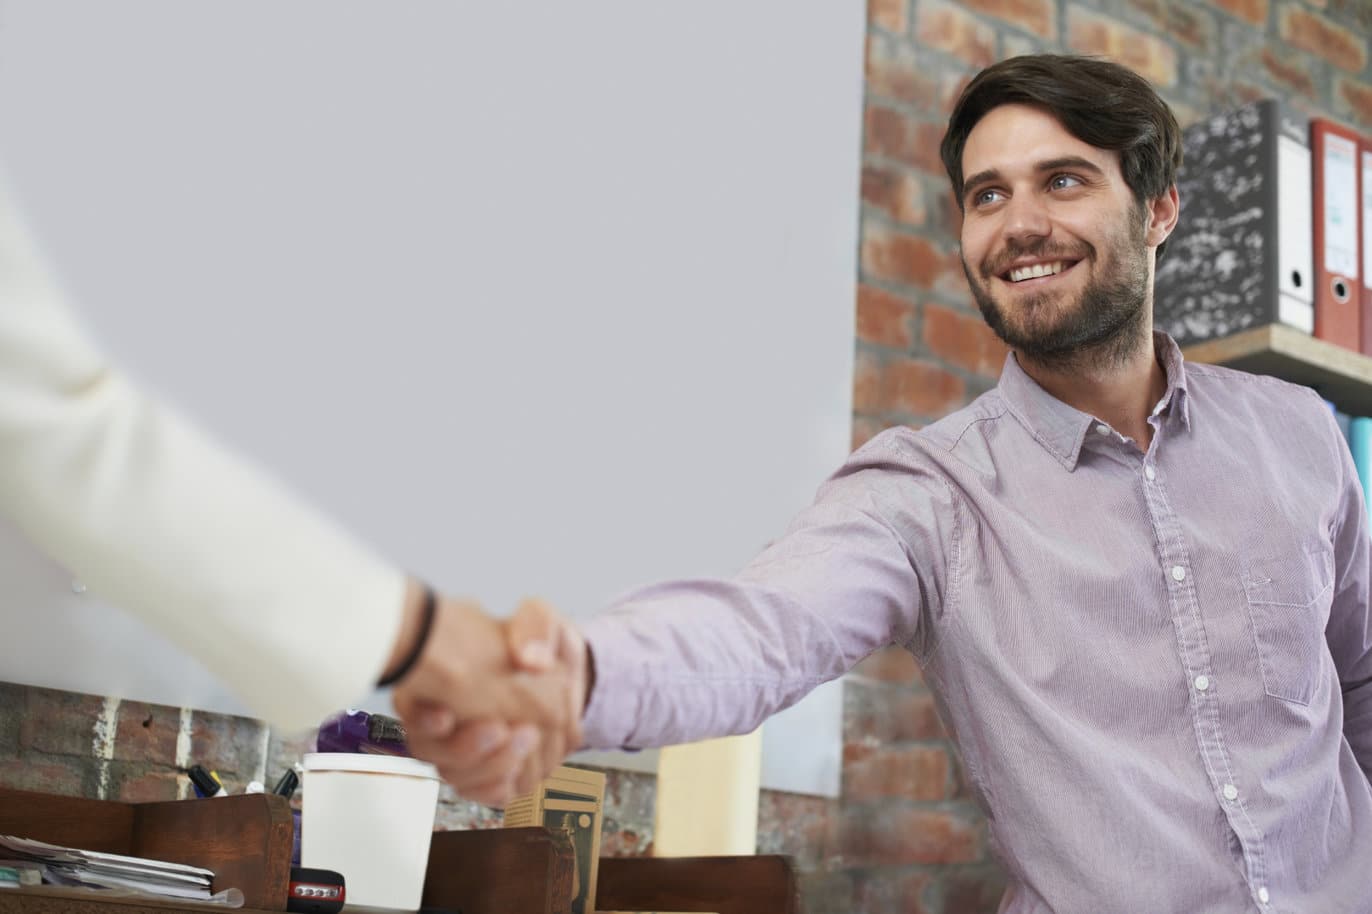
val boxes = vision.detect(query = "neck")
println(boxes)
[1015,319,1167,452]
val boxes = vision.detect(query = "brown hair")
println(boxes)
[940,55,1182,260]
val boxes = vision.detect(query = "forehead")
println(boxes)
[961,103,1121,180]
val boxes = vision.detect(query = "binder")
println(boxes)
[1311,118,1362,351]
[1155,99,1313,345]
[1361,137,1372,355]
[1349,417,1372,519]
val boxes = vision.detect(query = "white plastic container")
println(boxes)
[301,752,441,911]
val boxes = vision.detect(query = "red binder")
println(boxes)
[1312,118,1362,351]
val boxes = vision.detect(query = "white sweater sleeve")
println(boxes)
[0,185,406,732]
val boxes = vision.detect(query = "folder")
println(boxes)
[1361,137,1372,356]
[1349,417,1372,519]
[1155,99,1313,345]
[1311,118,1362,351]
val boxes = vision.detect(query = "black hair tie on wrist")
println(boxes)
[377,586,437,688]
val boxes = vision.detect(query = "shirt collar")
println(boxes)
[995,330,1191,471]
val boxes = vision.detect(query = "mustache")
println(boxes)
[980,239,1092,279]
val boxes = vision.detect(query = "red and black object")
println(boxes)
[286,867,345,914]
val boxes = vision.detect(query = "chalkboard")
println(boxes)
[0,0,864,797]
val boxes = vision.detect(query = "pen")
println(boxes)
[187,764,228,798]
[272,768,300,799]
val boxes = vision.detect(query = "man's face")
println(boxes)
[957,104,1154,363]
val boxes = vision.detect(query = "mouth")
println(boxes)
[998,259,1081,286]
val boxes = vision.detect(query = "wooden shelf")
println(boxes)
[1182,324,1372,416]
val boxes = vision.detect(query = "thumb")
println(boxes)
[508,597,560,671]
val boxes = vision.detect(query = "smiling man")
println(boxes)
[417,55,1372,913]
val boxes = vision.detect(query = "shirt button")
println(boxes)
[1095,424,1110,436]
[1171,565,1187,582]
[1222,783,1239,801]
[1194,675,1210,691]
[1258,887,1270,904]
[1144,465,1156,481]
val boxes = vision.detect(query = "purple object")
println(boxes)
[314,709,410,756]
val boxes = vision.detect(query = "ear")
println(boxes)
[1145,185,1180,249]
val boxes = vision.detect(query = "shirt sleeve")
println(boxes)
[0,181,407,733]
[578,433,959,750]
[1324,405,1372,783]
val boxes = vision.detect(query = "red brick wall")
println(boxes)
[844,0,1371,911]
[2,2,1370,913]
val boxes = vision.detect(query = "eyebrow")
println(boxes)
[962,156,1108,199]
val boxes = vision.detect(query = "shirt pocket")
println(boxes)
[1241,542,1334,707]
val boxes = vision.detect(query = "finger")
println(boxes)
[409,718,512,784]
[439,724,539,803]
[507,598,560,670]
[409,700,459,740]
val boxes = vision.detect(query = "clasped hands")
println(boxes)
[388,586,589,807]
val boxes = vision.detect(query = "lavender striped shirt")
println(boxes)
[580,332,1372,913]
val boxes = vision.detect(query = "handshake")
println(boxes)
[384,584,590,807]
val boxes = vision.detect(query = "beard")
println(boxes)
[962,204,1152,374]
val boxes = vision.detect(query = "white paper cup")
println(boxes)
[301,752,440,911]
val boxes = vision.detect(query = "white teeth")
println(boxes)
[1008,261,1067,282]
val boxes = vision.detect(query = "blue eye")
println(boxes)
[1050,174,1083,190]
[973,189,1004,207]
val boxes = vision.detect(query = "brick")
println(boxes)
[1279,7,1366,73]
[1127,0,1213,49]
[1339,77,1372,128]
[956,0,1055,39]
[880,356,967,417]
[1259,47,1318,100]
[844,743,951,801]
[21,688,105,757]
[864,105,949,176]
[0,683,24,759]
[797,870,856,914]
[852,868,935,914]
[869,0,909,34]
[852,644,924,684]
[866,35,939,106]
[935,862,1011,912]
[112,764,181,803]
[1329,0,1370,28]
[862,164,928,227]
[854,348,883,413]
[113,700,179,763]
[838,804,983,865]
[861,224,961,292]
[434,793,503,831]
[844,680,950,743]
[1066,6,1179,87]
[1002,33,1046,61]
[189,711,270,782]
[0,756,89,797]
[598,826,652,858]
[757,791,839,867]
[603,768,655,827]
[924,303,1010,379]
[915,0,997,68]
[1205,0,1269,26]
[856,283,917,348]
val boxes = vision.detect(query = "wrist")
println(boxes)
[378,579,437,687]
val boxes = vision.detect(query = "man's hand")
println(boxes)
[388,590,587,807]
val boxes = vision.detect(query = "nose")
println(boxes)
[1001,192,1051,246]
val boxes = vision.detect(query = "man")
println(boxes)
[420,54,1372,912]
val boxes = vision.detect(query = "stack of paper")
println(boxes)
[0,835,214,901]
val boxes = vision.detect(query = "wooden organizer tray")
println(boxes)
[0,786,798,914]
